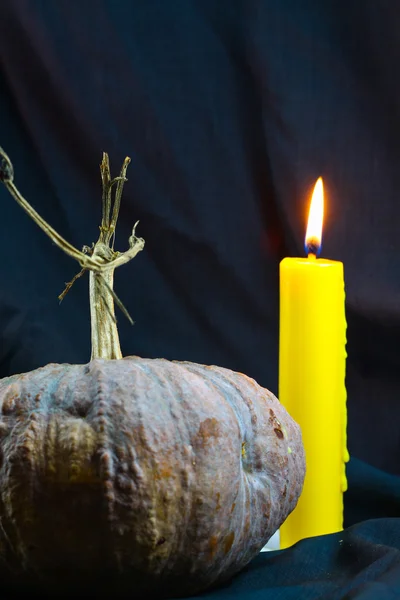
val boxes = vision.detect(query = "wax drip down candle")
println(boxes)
[279,178,349,549]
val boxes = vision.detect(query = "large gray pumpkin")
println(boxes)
[0,149,305,598]
[0,357,304,597]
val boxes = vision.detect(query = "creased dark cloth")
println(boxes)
[0,1,399,598]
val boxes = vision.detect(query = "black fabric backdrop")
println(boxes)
[0,1,400,598]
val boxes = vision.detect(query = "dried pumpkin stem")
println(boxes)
[0,146,144,361]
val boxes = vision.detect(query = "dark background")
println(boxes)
[0,1,400,598]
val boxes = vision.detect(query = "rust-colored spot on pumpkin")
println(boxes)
[224,532,235,554]
[216,492,221,510]
[197,418,220,447]
[231,502,236,513]
[274,427,284,439]
[282,484,287,498]
[2,394,16,415]
[209,535,218,558]
[158,464,173,479]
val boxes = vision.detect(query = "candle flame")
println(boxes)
[305,177,324,257]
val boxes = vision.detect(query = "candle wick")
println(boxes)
[308,253,317,260]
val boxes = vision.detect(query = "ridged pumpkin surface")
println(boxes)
[0,357,305,598]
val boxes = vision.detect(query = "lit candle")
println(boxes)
[279,177,349,549]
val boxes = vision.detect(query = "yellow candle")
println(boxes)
[279,178,349,549]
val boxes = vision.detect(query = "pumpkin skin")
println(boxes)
[0,357,305,598]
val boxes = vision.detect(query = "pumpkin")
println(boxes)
[0,148,305,599]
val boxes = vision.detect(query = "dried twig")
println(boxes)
[0,146,145,360]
